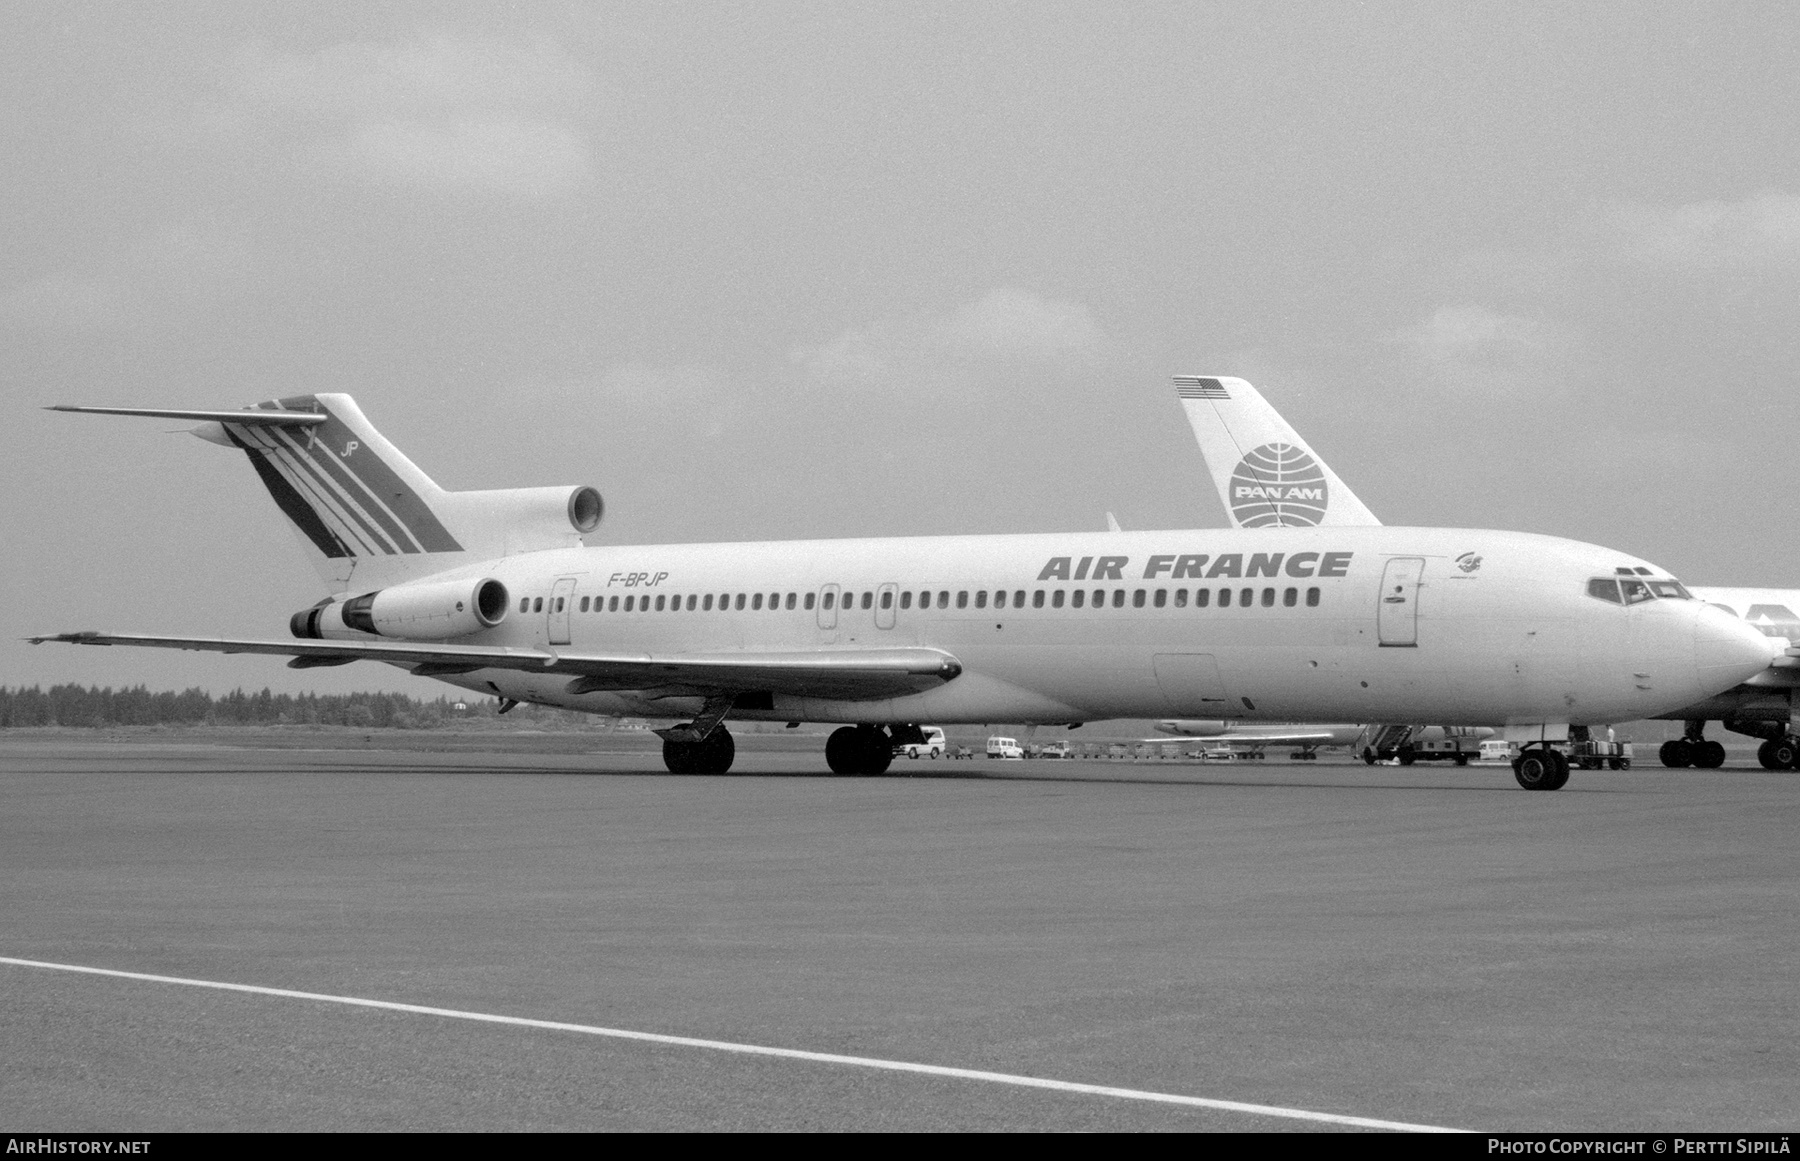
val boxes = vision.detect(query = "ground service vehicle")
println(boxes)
[987,737,1025,760]
[897,727,946,759]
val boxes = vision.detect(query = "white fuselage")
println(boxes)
[397,525,1772,729]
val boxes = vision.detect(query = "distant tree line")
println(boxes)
[0,684,561,729]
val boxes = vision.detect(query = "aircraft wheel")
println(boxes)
[1514,748,1560,791]
[1544,749,1571,790]
[1454,753,1470,767]
[694,727,735,775]
[826,727,862,775]
[1694,740,1727,769]
[1771,737,1800,770]
[1757,740,1781,770]
[1659,739,1692,768]
[662,738,697,775]
[861,729,894,775]
[1362,747,1377,766]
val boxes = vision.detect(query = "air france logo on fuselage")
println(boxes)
[1037,552,1353,581]
[1230,443,1328,528]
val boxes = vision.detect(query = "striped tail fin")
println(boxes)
[50,394,602,591]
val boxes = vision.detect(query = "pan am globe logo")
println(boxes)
[1229,443,1329,527]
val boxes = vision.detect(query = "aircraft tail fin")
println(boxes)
[49,394,602,591]
[1171,376,1382,528]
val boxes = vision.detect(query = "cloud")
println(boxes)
[1605,190,1800,269]
[2,226,261,331]
[790,288,1103,386]
[214,32,602,200]
[1388,304,1547,369]
[930,288,1103,359]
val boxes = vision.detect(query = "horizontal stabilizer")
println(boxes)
[29,631,964,702]
[47,405,327,426]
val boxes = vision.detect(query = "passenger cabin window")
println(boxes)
[624,596,634,611]
[1033,590,1045,608]
[1052,590,1065,608]
[937,592,949,609]
[533,597,544,613]
[1261,588,1275,608]
[1132,589,1146,608]
[1306,587,1320,607]
[1218,588,1230,608]
[901,592,913,609]
[976,591,988,609]
[1072,590,1085,608]
[861,591,873,610]
[805,593,816,610]
[752,593,763,610]
[1195,588,1210,608]
[734,594,745,610]
[822,592,834,610]
[957,592,969,608]
[1240,588,1253,607]
[1153,589,1166,608]
[1174,589,1188,608]
[1112,590,1125,608]
[609,596,619,611]
[1283,587,1297,607]
[786,593,796,610]
[880,590,892,609]
[519,598,529,613]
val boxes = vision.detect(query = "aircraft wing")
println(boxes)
[28,632,963,701]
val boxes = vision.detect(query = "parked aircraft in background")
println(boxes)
[1150,720,1364,759]
[1172,376,1800,770]
[33,394,1773,789]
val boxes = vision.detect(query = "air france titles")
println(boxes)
[1036,552,1353,582]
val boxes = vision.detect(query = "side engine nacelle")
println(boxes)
[292,577,510,641]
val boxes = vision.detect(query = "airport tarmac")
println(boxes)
[2,734,1796,1131]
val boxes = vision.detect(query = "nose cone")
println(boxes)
[1694,606,1780,692]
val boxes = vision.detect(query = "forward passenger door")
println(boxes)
[1378,558,1424,647]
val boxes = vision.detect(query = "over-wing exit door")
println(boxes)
[1378,557,1424,647]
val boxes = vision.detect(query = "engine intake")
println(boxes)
[291,577,509,641]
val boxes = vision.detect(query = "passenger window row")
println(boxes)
[517,586,1324,615]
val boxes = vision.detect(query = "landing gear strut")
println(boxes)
[826,725,893,776]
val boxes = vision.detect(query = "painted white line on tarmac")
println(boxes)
[1,955,1463,1132]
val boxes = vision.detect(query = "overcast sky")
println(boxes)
[4,2,1797,697]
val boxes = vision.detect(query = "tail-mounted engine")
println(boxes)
[291,577,510,641]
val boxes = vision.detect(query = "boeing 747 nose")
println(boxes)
[1694,602,1783,691]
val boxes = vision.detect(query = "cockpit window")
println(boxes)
[1620,579,1654,604]
[1648,580,1691,599]
[1587,578,1622,604]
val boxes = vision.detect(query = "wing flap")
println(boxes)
[28,632,962,701]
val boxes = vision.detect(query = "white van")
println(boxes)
[986,736,1025,760]
[898,727,947,759]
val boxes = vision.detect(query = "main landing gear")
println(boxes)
[661,726,736,775]
[1512,744,1570,791]
[826,725,894,776]
[1659,721,1726,769]
[1717,719,1800,770]
[657,696,737,775]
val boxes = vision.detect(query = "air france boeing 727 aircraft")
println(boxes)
[32,393,1774,790]
[1172,375,1800,770]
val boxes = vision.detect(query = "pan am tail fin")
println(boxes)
[1172,376,1381,529]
